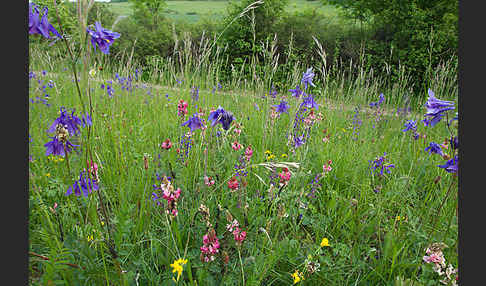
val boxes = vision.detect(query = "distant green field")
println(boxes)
[108,0,342,23]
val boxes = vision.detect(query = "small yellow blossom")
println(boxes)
[45,173,51,178]
[281,153,287,158]
[320,237,330,247]
[170,258,188,282]
[267,154,276,160]
[87,234,93,242]
[291,270,304,284]
[265,150,272,155]
[395,215,401,221]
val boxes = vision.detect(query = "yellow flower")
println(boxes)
[291,270,304,284]
[57,157,64,162]
[395,215,401,221]
[87,234,93,242]
[267,154,275,160]
[320,237,330,247]
[265,150,272,155]
[170,258,188,282]
[281,153,287,158]
[45,173,51,178]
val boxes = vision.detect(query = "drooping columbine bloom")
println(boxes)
[369,93,385,108]
[301,94,319,110]
[273,100,290,113]
[402,120,417,132]
[289,85,303,98]
[424,89,455,127]
[86,22,120,55]
[47,107,83,136]
[181,114,204,132]
[208,106,235,130]
[44,124,77,157]
[425,142,444,156]
[301,67,316,90]
[65,170,99,197]
[29,4,62,39]
[438,156,458,173]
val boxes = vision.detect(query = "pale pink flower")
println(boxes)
[226,219,239,232]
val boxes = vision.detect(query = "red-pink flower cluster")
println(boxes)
[161,139,172,150]
[160,177,181,217]
[200,229,220,262]
[228,177,239,191]
[244,146,253,161]
[232,227,247,246]
[323,160,332,173]
[178,99,188,117]
[232,141,242,151]
[204,175,215,187]
[279,167,291,186]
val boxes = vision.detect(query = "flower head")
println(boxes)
[208,106,235,130]
[438,156,458,173]
[86,22,120,54]
[424,89,455,127]
[291,270,305,284]
[402,120,417,132]
[161,139,172,150]
[301,94,319,110]
[425,142,444,156]
[301,67,316,89]
[48,107,83,136]
[289,85,303,98]
[170,258,188,282]
[181,114,204,132]
[320,237,330,247]
[29,4,62,39]
[273,100,290,113]
[228,177,239,191]
[231,141,243,151]
[65,170,99,197]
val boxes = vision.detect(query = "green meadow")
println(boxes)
[108,0,342,23]
[28,1,458,285]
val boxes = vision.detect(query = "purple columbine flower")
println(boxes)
[47,107,83,136]
[86,22,120,54]
[289,85,303,98]
[301,68,316,89]
[402,120,417,132]
[65,170,99,197]
[438,156,458,173]
[301,94,319,110]
[208,106,235,130]
[369,93,385,108]
[44,136,76,157]
[273,101,290,113]
[425,142,444,156]
[182,114,204,132]
[29,4,62,39]
[424,89,455,127]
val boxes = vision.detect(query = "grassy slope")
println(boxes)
[108,0,342,23]
[28,47,458,284]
